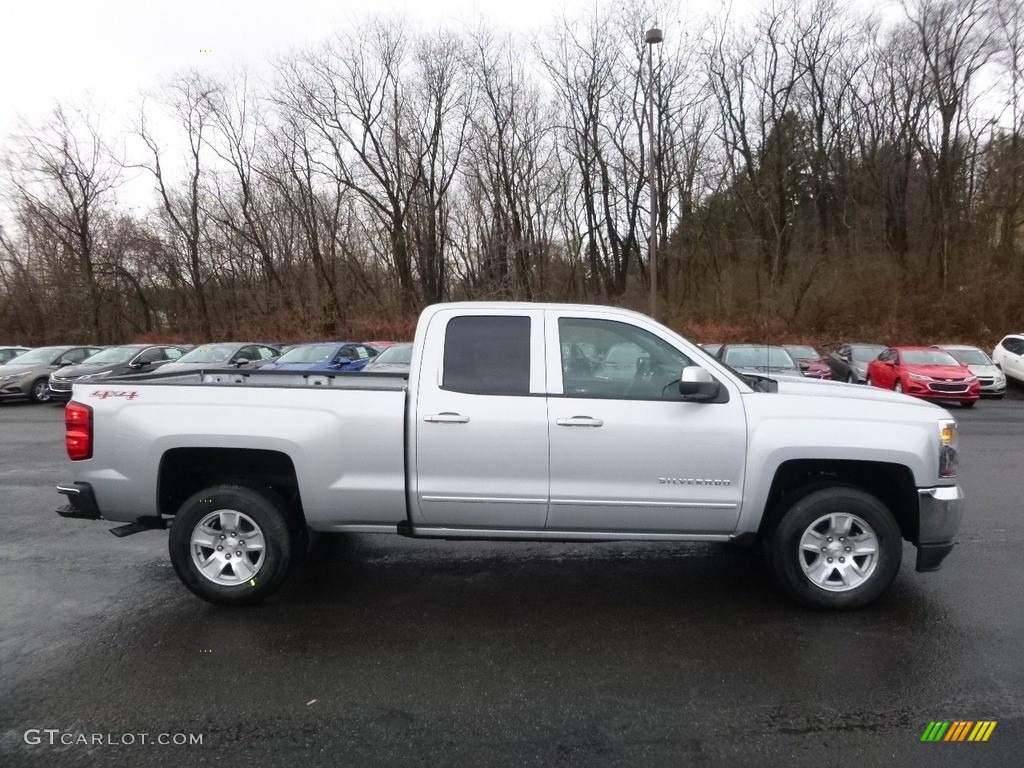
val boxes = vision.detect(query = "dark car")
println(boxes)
[362,342,413,374]
[48,344,189,400]
[827,343,886,384]
[782,345,833,380]
[153,343,281,375]
[0,346,31,364]
[0,346,104,403]
[716,344,804,378]
[259,342,380,372]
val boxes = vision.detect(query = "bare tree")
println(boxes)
[5,104,121,341]
[136,71,219,337]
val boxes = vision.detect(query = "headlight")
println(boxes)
[77,374,95,381]
[939,419,958,479]
[909,372,933,381]
[963,375,978,383]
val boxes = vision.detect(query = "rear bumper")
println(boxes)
[914,485,963,572]
[56,482,101,520]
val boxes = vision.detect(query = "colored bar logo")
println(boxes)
[921,721,997,742]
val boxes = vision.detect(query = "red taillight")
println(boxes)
[65,401,93,460]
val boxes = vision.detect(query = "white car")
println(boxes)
[992,334,1024,385]
[939,345,1007,398]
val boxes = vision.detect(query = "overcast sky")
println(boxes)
[0,0,598,142]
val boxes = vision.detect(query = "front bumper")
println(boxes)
[914,485,964,572]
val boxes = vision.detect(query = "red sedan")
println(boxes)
[782,345,833,379]
[866,346,980,407]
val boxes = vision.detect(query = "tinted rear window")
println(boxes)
[442,316,530,396]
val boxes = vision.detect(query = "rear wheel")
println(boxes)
[764,485,902,609]
[169,485,293,606]
[30,378,51,403]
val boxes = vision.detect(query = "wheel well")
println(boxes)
[158,448,303,524]
[759,459,918,542]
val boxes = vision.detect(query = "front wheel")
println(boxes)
[764,485,902,609]
[30,378,51,403]
[894,379,903,394]
[169,485,294,606]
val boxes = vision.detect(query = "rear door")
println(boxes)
[411,308,549,531]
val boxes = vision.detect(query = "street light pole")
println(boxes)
[645,27,663,320]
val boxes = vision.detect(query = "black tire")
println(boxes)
[894,379,903,393]
[169,484,293,606]
[846,372,857,384]
[764,485,902,610]
[961,401,976,408]
[29,378,51,403]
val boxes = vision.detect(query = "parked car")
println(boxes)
[866,346,980,407]
[716,344,803,378]
[48,345,189,401]
[938,345,1006,399]
[992,333,1024,386]
[827,343,886,384]
[0,346,104,403]
[362,342,414,374]
[782,345,833,379]
[259,342,380,372]
[153,343,281,375]
[699,343,723,357]
[0,346,31,364]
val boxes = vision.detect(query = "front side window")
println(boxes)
[442,316,530,396]
[558,317,692,400]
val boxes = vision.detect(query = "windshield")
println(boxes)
[851,345,885,362]
[372,344,413,365]
[944,348,991,366]
[276,344,338,364]
[784,346,819,359]
[723,346,797,369]
[80,347,139,365]
[175,345,237,364]
[6,346,65,365]
[902,349,960,366]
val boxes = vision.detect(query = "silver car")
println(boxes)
[939,345,1006,398]
[0,346,103,403]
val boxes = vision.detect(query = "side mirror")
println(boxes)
[884,359,895,367]
[233,358,251,367]
[57,360,73,367]
[678,366,721,402]
[799,362,810,370]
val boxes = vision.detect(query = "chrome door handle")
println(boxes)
[555,416,604,427]
[423,412,470,424]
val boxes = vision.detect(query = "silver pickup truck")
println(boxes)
[57,303,963,609]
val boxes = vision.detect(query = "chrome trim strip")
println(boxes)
[550,498,738,509]
[56,485,81,495]
[420,495,548,504]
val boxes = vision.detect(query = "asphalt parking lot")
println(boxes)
[0,399,1021,767]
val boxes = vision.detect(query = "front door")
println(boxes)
[545,312,747,534]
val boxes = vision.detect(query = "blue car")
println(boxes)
[259,342,380,372]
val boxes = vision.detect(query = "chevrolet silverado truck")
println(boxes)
[56,303,964,609]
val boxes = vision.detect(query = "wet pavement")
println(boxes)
[0,399,1021,767]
